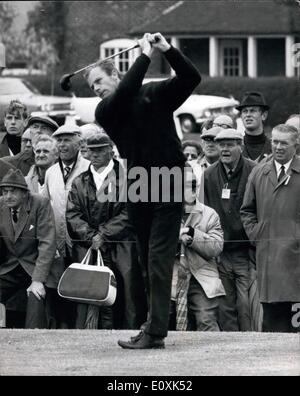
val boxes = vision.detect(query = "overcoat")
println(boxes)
[240,156,300,302]
[43,153,90,256]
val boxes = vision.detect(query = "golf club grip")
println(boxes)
[72,43,139,76]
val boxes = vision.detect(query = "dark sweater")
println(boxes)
[204,156,256,251]
[95,46,201,170]
[243,132,272,163]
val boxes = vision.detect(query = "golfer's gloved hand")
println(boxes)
[27,281,46,301]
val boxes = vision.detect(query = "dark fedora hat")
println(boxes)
[236,91,269,111]
[0,169,29,191]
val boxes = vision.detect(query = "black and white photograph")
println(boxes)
[0,0,299,379]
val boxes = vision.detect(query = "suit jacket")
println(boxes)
[0,193,57,287]
[240,156,300,302]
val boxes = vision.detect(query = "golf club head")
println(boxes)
[60,73,74,91]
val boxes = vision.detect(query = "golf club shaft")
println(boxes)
[73,43,140,76]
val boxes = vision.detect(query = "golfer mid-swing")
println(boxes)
[85,32,201,349]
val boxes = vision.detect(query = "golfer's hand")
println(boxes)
[92,234,104,250]
[150,33,171,52]
[27,281,46,301]
[138,33,154,58]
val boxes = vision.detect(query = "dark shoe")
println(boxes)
[130,330,144,342]
[118,332,165,349]
[130,321,148,342]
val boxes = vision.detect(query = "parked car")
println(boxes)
[0,77,79,129]
[175,94,239,134]
[72,92,239,138]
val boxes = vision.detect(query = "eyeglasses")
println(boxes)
[184,153,198,160]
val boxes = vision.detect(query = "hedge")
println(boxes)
[7,74,300,128]
[195,76,299,129]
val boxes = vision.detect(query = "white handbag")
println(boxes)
[57,248,117,306]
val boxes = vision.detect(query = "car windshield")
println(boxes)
[0,79,41,95]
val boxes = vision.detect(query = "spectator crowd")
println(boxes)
[0,68,299,334]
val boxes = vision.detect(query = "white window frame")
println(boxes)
[100,38,140,73]
[219,39,243,77]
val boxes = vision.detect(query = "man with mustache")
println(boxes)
[204,129,255,331]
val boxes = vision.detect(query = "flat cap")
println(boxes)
[213,115,234,128]
[52,124,82,138]
[214,129,244,141]
[201,126,223,140]
[86,132,112,148]
[26,115,58,131]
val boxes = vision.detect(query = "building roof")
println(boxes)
[130,0,300,36]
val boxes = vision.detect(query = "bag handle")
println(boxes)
[81,248,92,265]
[80,247,105,267]
[96,249,104,267]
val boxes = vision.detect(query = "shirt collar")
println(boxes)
[274,158,293,175]
[62,162,74,170]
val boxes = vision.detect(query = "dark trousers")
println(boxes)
[262,302,300,333]
[127,200,183,338]
[0,265,47,329]
[187,276,220,331]
[218,249,251,331]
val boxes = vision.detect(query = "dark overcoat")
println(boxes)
[66,160,146,328]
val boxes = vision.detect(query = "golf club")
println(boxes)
[60,43,140,91]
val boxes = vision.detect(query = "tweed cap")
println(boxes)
[201,126,223,140]
[0,169,28,191]
[236,91,269,111]
[52,124,82,138]
[26,115,58,131]
[214,129,244,141]
[86,132,112,148]
[213,115,234,128]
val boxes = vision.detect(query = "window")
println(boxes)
[100,38,140,73]
[220,40,243,77]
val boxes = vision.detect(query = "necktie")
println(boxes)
[278,165,285,182]
[12,209,18,223]
[64,166,71,181]
[228,169,233,179]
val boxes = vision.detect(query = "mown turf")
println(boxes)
[0,330,299,376]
